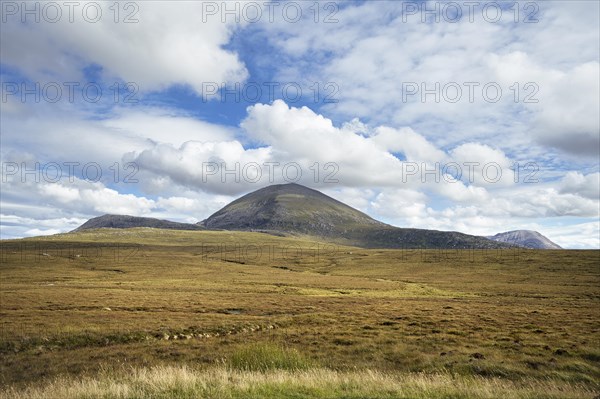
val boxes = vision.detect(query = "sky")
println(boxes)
[0,0,599,248]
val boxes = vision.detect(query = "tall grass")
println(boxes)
[1,365,596,399]
[227,343,314,372]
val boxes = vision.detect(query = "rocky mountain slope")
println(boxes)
[74,214,203,232]
[200,183,509,249]
[487,230,562,249]
[74,185,550,249]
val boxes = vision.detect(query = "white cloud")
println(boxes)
[2,99,598,247]
[0,176,238,237]
[558,172,600,200]
[449,143,515,187]
[104,108,238,147]
[0,1,248,95]
[257,1,600,158]
[491,52,600,156]
[0,104,240,177]
[24,228,62,237]
[0,214,86,239]
[370,189,428,220]
[33,178,156,215]
[371,126,447,164]
[1,1,598,249]
[541,222,600,249]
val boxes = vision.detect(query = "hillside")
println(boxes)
[72,184,516,249]
[200,183,384,234]
[200,183,509,249]
[488,230,562,249]
[74,214,203,232]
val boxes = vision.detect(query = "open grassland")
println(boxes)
[1,228,599,398]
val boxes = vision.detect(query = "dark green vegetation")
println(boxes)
[1,229,598,397]
[201,183,510,249]
[75,214,204,231]
[75,184,513,249]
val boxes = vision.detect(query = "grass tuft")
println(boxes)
[227,343,314,372]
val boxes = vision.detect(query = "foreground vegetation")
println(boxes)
[2,364,597,399]
[1,228,599,397]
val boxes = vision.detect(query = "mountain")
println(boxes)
[74,214,203,232]
[487,230,562,249]
[200,183,509,249]
[200,183,384,234]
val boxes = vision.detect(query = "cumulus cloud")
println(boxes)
[0,104,239,175]
[370,189,428,221]
[1,1,598,248]
[0,214,86,239]
[449,143,515,187]
[558,172,600,200]
[491,52,599,156]
[541,222,600,249]
[371,126,447,164]
[131,140,271,195]
[0,174,238,237]
[104,108,238,147]
[0,1,248,95]
[8,177,157,216]
[258,1,600,157]
[2,98,598,247]
[128,100,483,194]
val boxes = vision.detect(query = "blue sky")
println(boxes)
[1,1,599,248]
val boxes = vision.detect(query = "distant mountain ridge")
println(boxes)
[198,183,509,249]
[487,230,562,249]
[74,214,203,232]
[73,184,560,250]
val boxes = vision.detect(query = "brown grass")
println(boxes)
[1,228,599,397]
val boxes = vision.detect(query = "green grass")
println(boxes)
[227,343,314,372]
[1,228,599,397]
